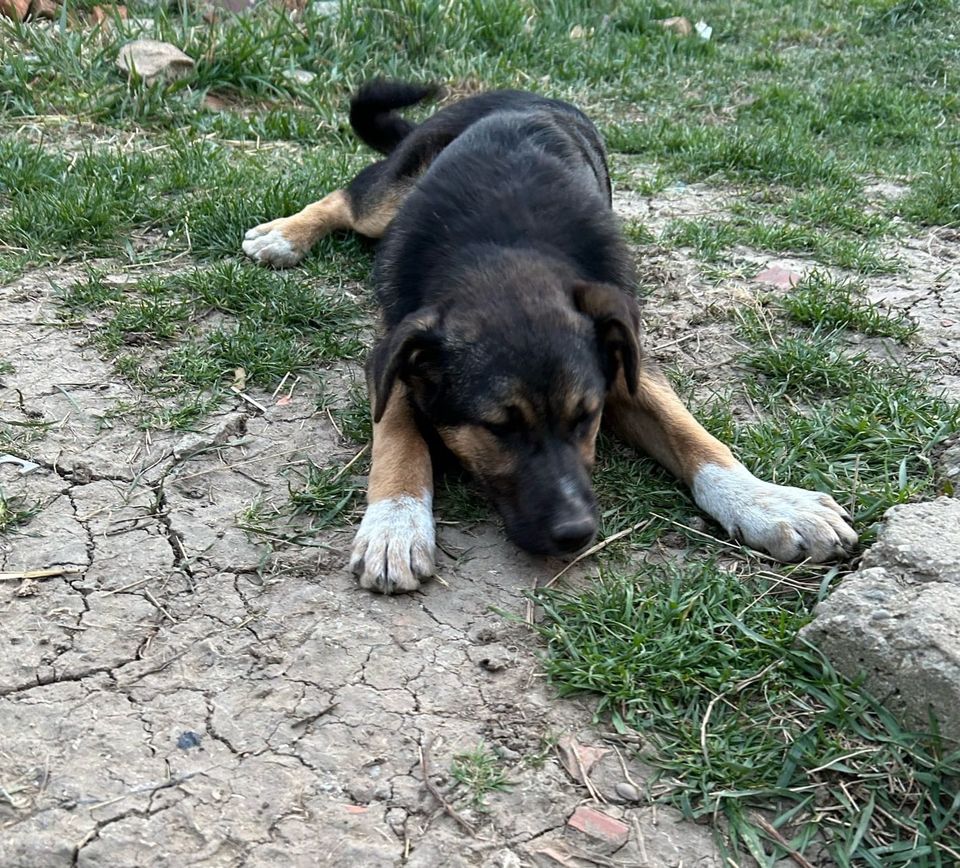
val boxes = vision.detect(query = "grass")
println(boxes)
[535,562,960,867]
[781,271,917,340]
[0,490,42,533]
[2,0,959,861]
[450,745,514,811]
[59,262,366,428]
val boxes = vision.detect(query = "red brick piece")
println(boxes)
[567,806,630,848]
[754,265,801,289]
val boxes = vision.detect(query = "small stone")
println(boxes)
[117,39,195,83]
[176,730,203,750]
[658,16,691,36]
[567,806,630,849]
[614,781,640,801]
[283,68,315,86]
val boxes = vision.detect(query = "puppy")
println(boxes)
[243,81,857,593]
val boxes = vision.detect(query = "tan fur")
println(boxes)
[261,189,353,250]
[437,425,518,479]
[604,366,736,485]
[578,414,602,467]
[351,187,407,238]
[367,383,433,504]
[258,184,409,259]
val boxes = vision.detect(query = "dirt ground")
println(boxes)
[1,185,957,867]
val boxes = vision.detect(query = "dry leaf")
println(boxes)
[556,734,609,785]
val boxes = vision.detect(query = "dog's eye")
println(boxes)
[482,405,527,438]
[571,408,598,436]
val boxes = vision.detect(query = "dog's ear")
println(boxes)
[369,309,443,422]
[572,282,642,395]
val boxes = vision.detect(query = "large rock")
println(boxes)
[802,497,960,741]
[116,39,194,82]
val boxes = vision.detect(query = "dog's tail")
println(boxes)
[349,79,440,155]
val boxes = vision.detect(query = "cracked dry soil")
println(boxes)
[0,262,722,867]
[2,189,958,867]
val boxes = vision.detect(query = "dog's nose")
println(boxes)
[549,516,597,553]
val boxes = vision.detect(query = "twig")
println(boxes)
[231,388,268,413]
[700,661,780,763]
[418,737,477,836]
[144,589,176,624]
[753,814,816,868]
[525,519,652,625]
[330,443,369,483]
[0,567,83,581]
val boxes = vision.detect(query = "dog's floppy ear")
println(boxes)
[369,309,443,422]
[572,282,642,395]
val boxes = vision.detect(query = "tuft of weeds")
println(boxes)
[61,262,366,426]
[782,271,917,340]
[535,561,960,867]
[0,490,41,533]
[450,745,513,812]
[288,461,364,530]
[666,215,900,275]
[898,153,960,228]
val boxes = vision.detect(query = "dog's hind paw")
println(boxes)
[692,463,858,563]
[349,494,436,594]
[242,220,305,267]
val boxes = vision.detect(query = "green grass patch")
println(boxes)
[450,744,514,812]
[898,153,960,228]
[666,215,900,275]
[536,561,960,866]
[0,490,42,533]
[782,271,917,340]
[59,262,365,428]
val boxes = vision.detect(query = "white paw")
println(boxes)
[242,221,304,267]
[349,494,436,594]
[692,463,857,563]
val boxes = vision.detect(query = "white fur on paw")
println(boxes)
[692,463,857,563]
[241,222,303,267]
[349,493,436,594]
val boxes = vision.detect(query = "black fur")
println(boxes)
[354,83,641,556]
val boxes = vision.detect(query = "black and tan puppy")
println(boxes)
[244,81,857,593]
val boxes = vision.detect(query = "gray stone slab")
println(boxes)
[802,497,960,741]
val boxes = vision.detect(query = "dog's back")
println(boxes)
[366,90,632,326]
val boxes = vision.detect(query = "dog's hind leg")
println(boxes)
[604,365,858,563]
[349,383,435,594]
[243,161,409,267]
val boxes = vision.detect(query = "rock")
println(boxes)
[614,782,640,801]
[0,0,30,20]
[802,497,960,740]
[939,440,960,489]
[658,16,692,37]
[172,411,246,460]
[861,497,960,583]
[754,265,802,289]
[283,68,315,86]
[566,806,630,851]
[116,39,195,82]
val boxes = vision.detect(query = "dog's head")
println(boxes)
[370,275,641,556]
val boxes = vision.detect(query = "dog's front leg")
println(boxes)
[605,366,858,562]
[349,384,435,593]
